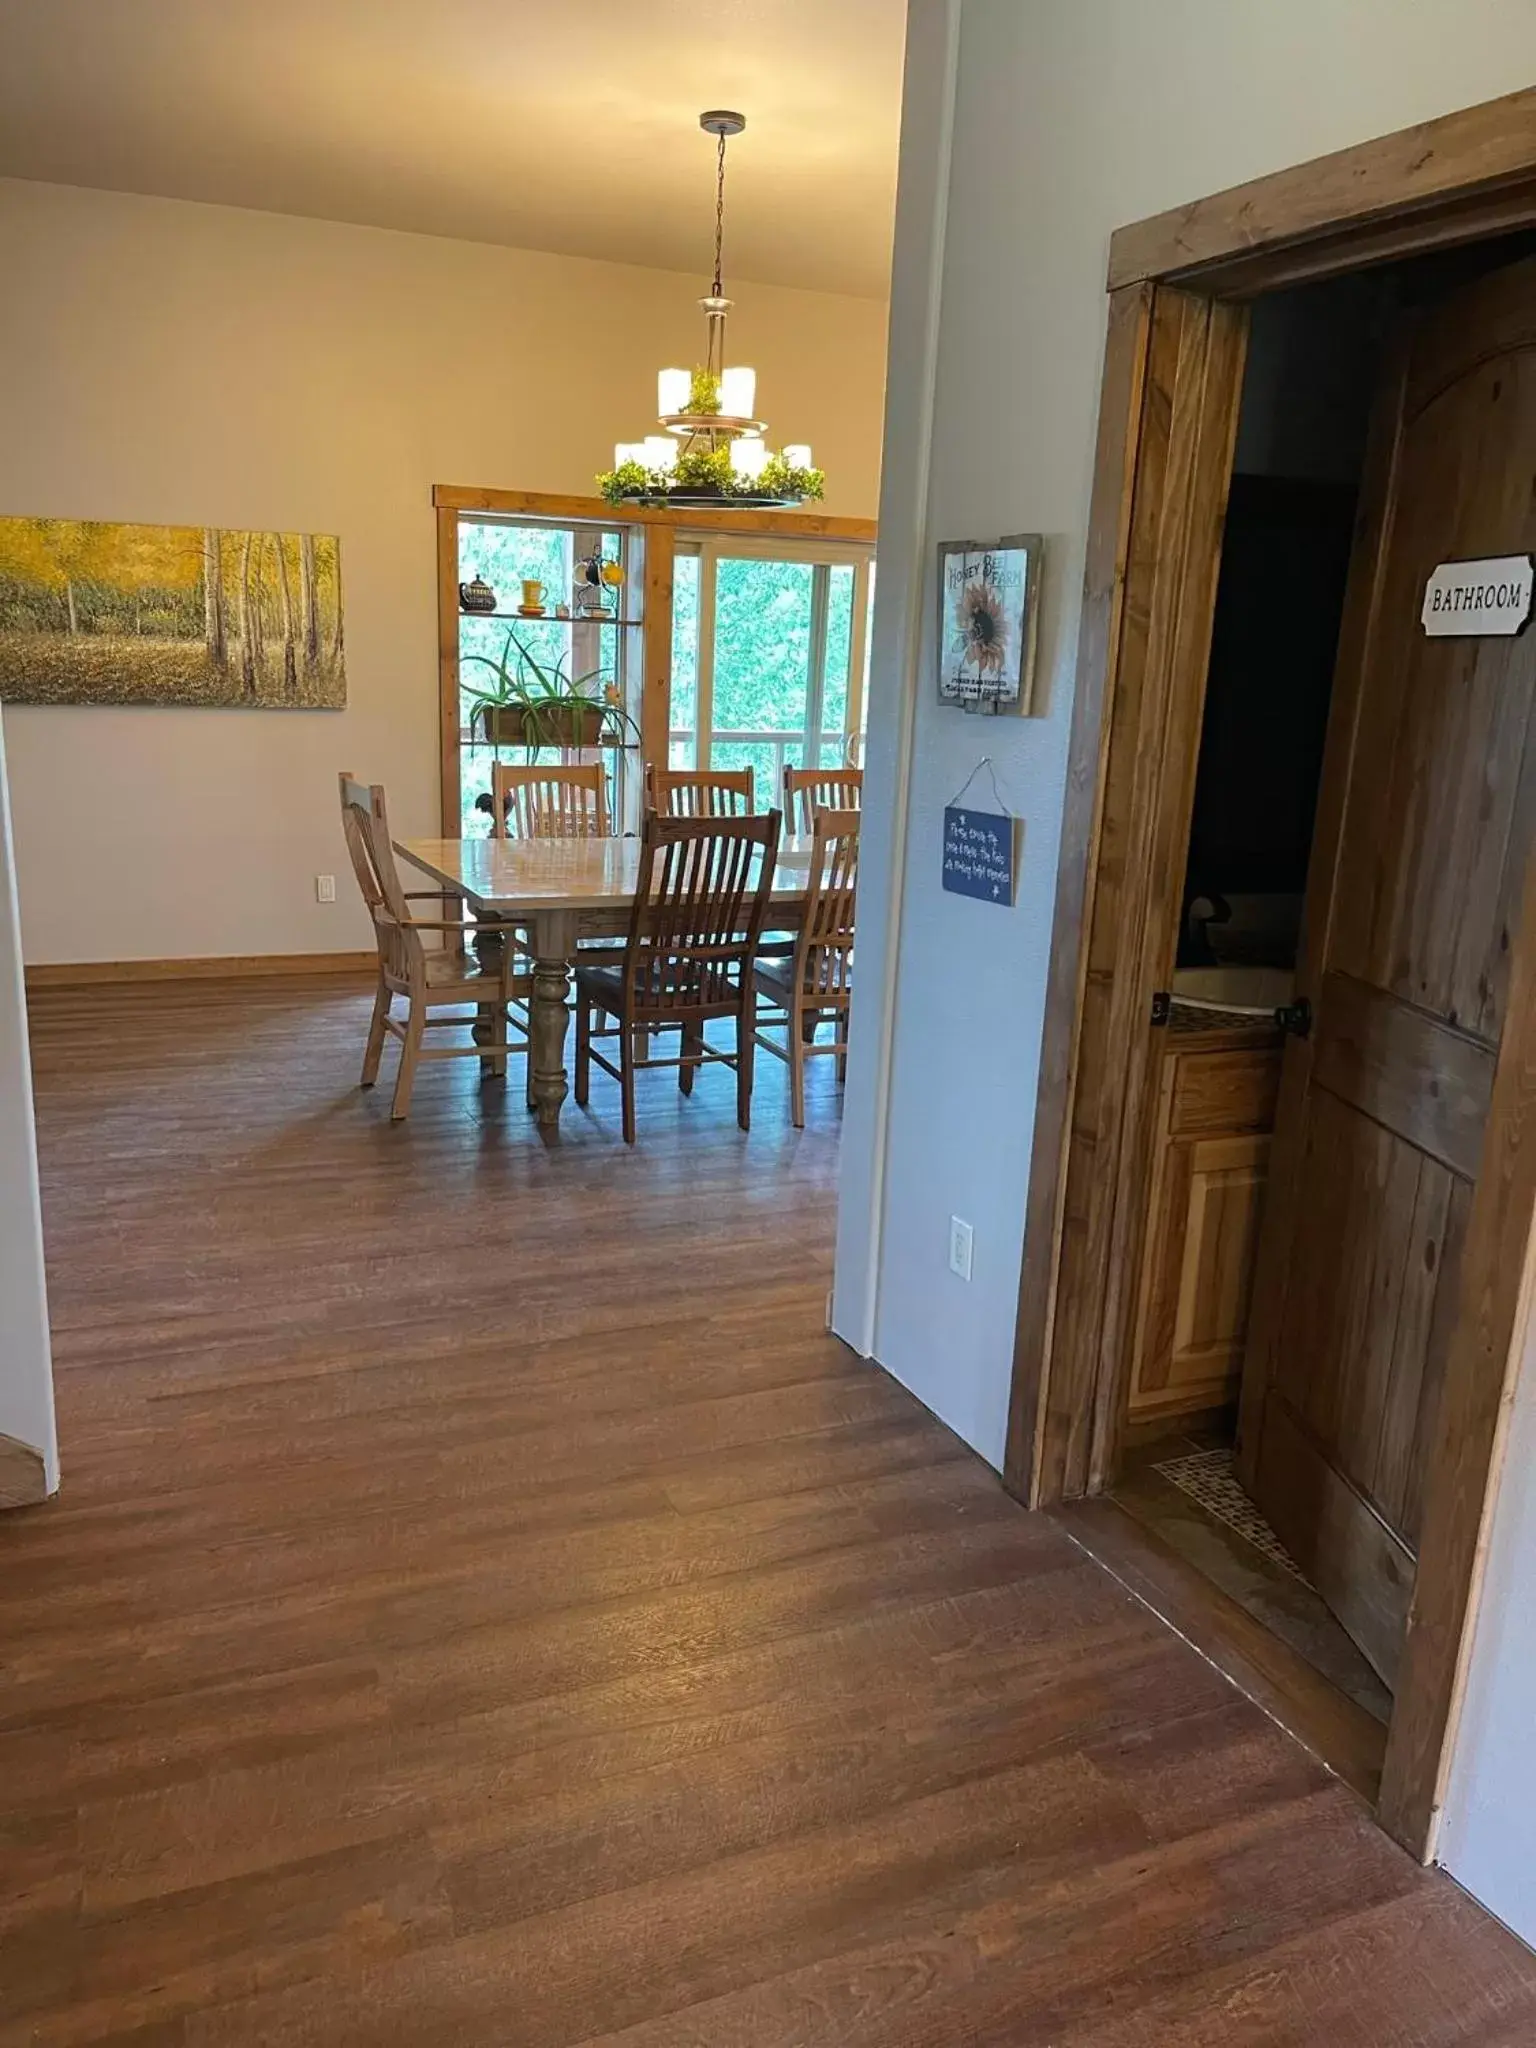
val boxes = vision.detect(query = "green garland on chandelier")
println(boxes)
[597,447,826,508]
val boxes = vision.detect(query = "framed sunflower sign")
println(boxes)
[937,534,1043,714]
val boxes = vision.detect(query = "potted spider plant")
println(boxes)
[463,630,638,752]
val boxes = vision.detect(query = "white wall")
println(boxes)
[834,0,960,1387]
[0,179,887,965]
[0,710,58,1491]
[1439,1258,1536,1941]
[837,0,1536,1931]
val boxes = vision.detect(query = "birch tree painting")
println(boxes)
[0,518,345,708]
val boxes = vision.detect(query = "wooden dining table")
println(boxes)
[395,834,814,1131]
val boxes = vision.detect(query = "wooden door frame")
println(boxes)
[1002,83,1536,1860]
[432,486,877,835]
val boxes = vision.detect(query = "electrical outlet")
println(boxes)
[315,874,336,904]
[948,1215,974,1282]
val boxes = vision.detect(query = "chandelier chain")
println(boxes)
[712,127,727,297]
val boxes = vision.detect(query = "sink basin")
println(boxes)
[1171,966,1294,1011]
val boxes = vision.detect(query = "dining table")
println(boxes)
[395,833,814,1131]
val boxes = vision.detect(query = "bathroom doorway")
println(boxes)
[1006,93,1536,1860]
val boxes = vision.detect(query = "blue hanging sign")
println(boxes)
[942,804,1020,905]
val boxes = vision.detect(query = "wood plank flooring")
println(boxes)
[5,973,1534,2045]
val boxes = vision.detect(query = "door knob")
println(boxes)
[1275,997,1313,1039]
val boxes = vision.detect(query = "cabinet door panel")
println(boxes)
[1132,1130,1270,1419]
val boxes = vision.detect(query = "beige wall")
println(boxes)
[0,178,887,964]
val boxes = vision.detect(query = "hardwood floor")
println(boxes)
[5,973,1534,2045]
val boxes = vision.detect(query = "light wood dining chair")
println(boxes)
[574,808,783,1143]
[339,773,527,1120]
[489,757,625,982]
[491,762,609,838]
[783,764,864,834]
[753,808,859,1127]
[646,765,756,817]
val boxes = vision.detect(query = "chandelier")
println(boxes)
[598,111,824,510]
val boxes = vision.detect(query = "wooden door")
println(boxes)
[1238,254,1536,1690]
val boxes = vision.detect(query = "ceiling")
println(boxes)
[0,0,904,298]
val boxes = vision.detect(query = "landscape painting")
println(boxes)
[0,517,345,709]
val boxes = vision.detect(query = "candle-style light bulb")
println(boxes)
[730,437,769,480]
[720,366,757,419]
[657,368,690,417]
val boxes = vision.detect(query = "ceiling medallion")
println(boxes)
[598,111,824,511]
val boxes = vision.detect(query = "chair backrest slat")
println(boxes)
[624,809,782,1015]
[647,765,756,818]
[783,765,863,835]
[492,762,609,839]
[796,808,860,1002]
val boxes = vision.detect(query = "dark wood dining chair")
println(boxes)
[753,808,859,1127]
[339,774,527,1120]
[491,763,609,838]
[646,765,756,816]
[574,808,783,1143]
[783,764,863,834]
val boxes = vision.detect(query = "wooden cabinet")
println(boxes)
[1129,1024,1282,1425]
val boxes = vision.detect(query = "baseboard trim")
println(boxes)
[26,952,377,989]
[0,1433,49,1511]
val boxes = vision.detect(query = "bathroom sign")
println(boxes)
[1421,555,1534,638]
[942,805,1021,905]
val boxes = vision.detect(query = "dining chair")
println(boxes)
[783,764,864,834]
[491,762,609,838]
[753,808,860,1128]
[646,765,756,816]
[646,764,779,966]
[488,757,627,983]
[339,773,527,1120]
[573,808,783,1143]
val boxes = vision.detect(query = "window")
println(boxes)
[453,515,634,836]
[668,537,875,804]
[439,498,876,836]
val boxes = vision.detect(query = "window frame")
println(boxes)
[673,531,876,793]
[445,508,638,840]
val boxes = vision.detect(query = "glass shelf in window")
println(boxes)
[458,611,641,627]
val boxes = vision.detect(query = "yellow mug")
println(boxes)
[521,578,545,609]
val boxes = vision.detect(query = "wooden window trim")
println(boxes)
[431,484,876,545]
[1006,87,1536,1864]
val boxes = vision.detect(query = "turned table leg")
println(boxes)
[528,912,576,1130]
[469,914,508,1075]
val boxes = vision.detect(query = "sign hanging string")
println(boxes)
[946,756,1013,816]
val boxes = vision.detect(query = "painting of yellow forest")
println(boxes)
[0,518,345,709]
